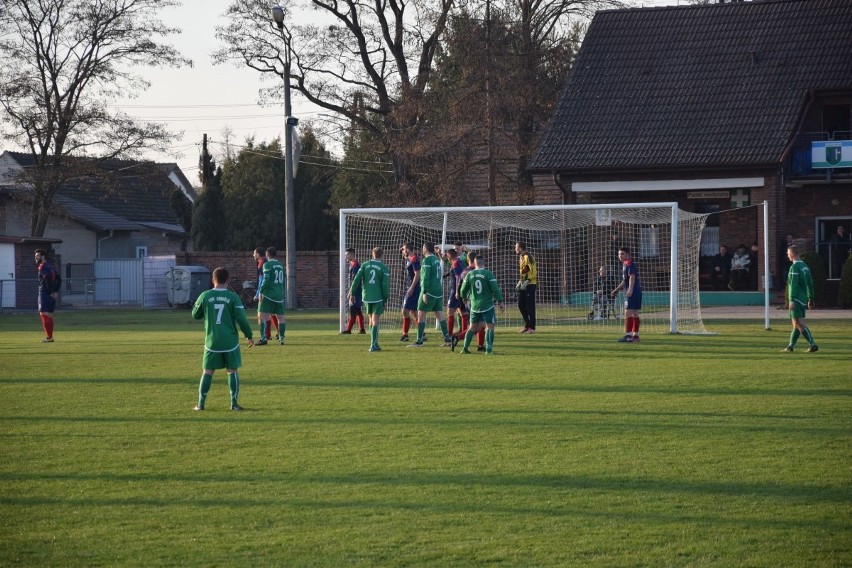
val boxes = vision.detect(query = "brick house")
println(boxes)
[528,0,852,299]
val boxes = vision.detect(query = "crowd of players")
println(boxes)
[30,240,818,411]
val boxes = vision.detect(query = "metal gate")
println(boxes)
[93,258,143,304]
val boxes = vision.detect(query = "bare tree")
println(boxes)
[0,0,190,236]
[214,0,454,199]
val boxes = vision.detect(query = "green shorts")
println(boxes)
[203,348,242,370]
[258,298,285,316]
[417,295,443,313]
[470,307,496,325]
[365,301,385,315]
[789,302,807,320]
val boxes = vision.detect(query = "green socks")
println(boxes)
[278,322,286,342]
[260,320,267,339]
[486,328,494,352]
[417,321,426,343]
[801,326,814,345]
[463,329,474,351]
[371,326,379,348]
[788,328,800,347]
[228,372,239,407]
[440,320,450,342]
[198,373,213,408]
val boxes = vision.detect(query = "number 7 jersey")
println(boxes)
[192,288,254,352]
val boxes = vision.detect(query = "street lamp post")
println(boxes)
[272,4,297,309]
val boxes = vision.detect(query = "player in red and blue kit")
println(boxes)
[252,247,279,345]
[445,248,465,339]
[342,248,366,334]
[399,242,420,342]
[34,249,59,342]
[610,247,643,343]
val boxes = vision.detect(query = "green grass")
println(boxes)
[0,309,850,567]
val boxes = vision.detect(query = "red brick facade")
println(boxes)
[175,250,339,308]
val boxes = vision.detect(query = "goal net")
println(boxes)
[340,203,710,334]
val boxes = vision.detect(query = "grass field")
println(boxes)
[0,309,850,567]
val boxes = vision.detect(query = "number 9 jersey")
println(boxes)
[460,268,504,313]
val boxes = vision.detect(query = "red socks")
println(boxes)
[448,315,455,336]
[403,317,411,334]
[625,317,640,334]
[356,313,364,331]
[40,314,53,339]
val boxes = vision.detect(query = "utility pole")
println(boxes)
[201,133,211,185]
[486,0,497,205]
[272,5,298,310]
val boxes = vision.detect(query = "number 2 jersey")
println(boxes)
[350,259,390,304]
[192,287,254,352]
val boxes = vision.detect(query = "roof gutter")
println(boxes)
[97,230,115,259]
[552,171,573,205]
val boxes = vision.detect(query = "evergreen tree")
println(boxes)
[190,164,227,251]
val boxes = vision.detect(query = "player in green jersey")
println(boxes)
[191,267,254,411]
[458,254,504,354]
[782,245,818,353]
[411,242,452,347]
[348,246,391,352]
[258,246,286,345]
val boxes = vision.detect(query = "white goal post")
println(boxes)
[339,203,710,335]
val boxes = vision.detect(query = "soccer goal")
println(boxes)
[339,203,711,334]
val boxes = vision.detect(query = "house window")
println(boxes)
[639,226,660,259]
[695,204,721,256]
[822,104,851,138]
[136,246,148,259]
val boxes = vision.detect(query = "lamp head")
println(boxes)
[271,5,285,29]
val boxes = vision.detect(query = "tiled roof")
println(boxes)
[529,0,852,172]
[54,196,145,231]
[4,151,191,227]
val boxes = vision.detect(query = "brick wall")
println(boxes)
[175,250,339,308]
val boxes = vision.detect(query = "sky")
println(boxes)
[113,0,325,184]
[22,0,684,186]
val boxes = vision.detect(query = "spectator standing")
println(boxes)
[749,243,760,290]
[829,225,851,279]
